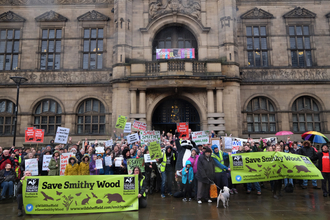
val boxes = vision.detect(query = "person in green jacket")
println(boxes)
[48,150,60,176]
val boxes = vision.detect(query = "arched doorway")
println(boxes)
[152,98,200,134]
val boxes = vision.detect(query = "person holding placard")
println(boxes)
[64,156,79,176]
[0,163,15,200]
[133,166,147,208]
[104,152,113,175]
[144,149,157,194]
[97,154,104,175]
[158,146,177,198]
[20,153,38,175]
[79,154,90,175]
[39,150,51,176]
[89,154,99,175]
[211,145,230,193]
[48,151,60,176]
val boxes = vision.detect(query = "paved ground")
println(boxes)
[1,183,330,220]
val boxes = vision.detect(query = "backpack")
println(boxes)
[285,183,294,193]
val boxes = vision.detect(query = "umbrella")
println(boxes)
[301,131,329,143]
[276,131,294,136]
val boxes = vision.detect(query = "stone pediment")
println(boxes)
[240,8,274,19]
[77,10,110,21]
[149,0,201,21]
[283,7,316,18]
[35,11,68,22]
[0,11,26,22]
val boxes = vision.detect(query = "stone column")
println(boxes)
[130,89,137,114]
[207,89,214,113]
[139,90,146,114]
[216,87,223,113]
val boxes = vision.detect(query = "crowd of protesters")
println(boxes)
[0,130,329,217]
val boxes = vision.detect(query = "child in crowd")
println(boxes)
[181,160,194,202]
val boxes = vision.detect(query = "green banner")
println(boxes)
[115,115,128,130]
[230,152,323,184]
[127,158,145,174]
[148,141,163,160]
[23,175,138,214]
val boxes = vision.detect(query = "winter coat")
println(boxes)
[181,160,194,184]
[139,175,147,198]
[195,153,215,184]
[0,168,16,184]
[79,154,90,175]
[158,146,177,172]
[187,155,199,174]
[64,156,79,176]
[89,160,99,175]
[300,146,318,163]
[0,155,15,170]
[317,151,330,172]
[48,151,60,176]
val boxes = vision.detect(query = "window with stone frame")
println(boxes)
[292,96,321,132]
[246,26,268,67]
[77,99,105,134]
[40,29,62,70]
[246,97,276,133]
[34,99,62,134]
[0,29,20,70]
[289,25,312,67]
[82,28,103,69]
[0,100,15,135]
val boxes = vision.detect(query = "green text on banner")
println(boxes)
[127,158,145,174]
[115,115,128,130]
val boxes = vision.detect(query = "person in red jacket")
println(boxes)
[317,144,330,197]
[0,150,15,170]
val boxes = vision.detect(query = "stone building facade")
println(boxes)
[0,0,330,146]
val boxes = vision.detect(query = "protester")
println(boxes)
[181,160,194,202]
[17,170,32,216]
[273,145,283,199]
[144,149,156,194]
[211,145,230,191]
[134,166,147,208]
[188,148,199,197]
[97,154,104,174]
[89,154,99,175]
[20,152,37,175]
[0,150,15,170]
[242,145,261,195]
[79,154,90,175]
[39,150,51,176]
[158,145,176,198]
[48,150,60,176]
[64,156,79,176]
[0,163,15,200]
[317,144,330,197]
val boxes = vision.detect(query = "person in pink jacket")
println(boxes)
[187,148,199,199]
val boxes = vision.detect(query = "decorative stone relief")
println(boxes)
[0,0,111,5]
[149,0,201,21]
[77,10,110,21]
[220,16,235,28]
[0,11,26,22]
[240,8,274,19]
[35,10,68,22]
[283,7,316,18]
[241,69,330,82]
[146,93,161,110]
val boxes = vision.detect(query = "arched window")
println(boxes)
[0,100,15,135]
[152,26,198,60]
[77,99,105,134]
[246,97,276,133]
[292,96,321,132]
[34,99,62,134]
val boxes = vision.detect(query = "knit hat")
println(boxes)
[204,147,212,154]
[191,148,198,153]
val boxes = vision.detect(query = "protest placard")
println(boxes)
[35,129,44,143]
[54,127,70,144]
[96,159,103,169]
[127,133,139,144]
[140,131,160,144]
[232,140,242,154]
[132,120,147,131]
[144,154,156,163]
[224,137,232,149]
[105,139,113,147]
[192,131,209,145]
[42,155,52,171]
[177,122,189,139]
[25,158,38,176]
[105,156,112,166]
[211,138,221,151]
[124,122,132,133]
[60,153,75,176]
[148,141,163,160]
[115,115,127,130]
[127,158,145,174]
[115,157,123,167]
[25,127,35,142]
[95,147,105,154]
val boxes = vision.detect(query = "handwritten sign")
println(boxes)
[115,157,123,167]
[224,137,232,149]
[105,156,112,166]
[127,158,145,174]
[192,131,209,145]
[148,141,163,160]
[144,154,156,163]
[211,138,221,151]
[95,147,105,154]
[25,127,35,142]
[115,115,127,130]
[25,158,38,176]
[127,133,139,144]
[132,120,147,131]
[105,139,113,147]
[177,122,189,139]
[124,122,132,133]
[232,141,242,154]
[60,153,75,176]
[141,131,161,144]
[42,155,52,171]
[96,159,103,169]
[54,127,70,144]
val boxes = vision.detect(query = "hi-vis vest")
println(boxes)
[160,151,176,172]
[140,176,146,197]
[211,152,224,173]
[15,166,19,177]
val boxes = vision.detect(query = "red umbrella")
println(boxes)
[275,131,294,136]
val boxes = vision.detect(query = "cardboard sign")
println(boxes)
[25,127,36,142]
[115,115,127,130]
[127,133,139,144]
[25,158,38,176]
[105,139,113,147]
[140,131,161,144]
[95,147,105,154]
[144,154,156,163]
[127,158,145,174]
[60,153,75,176]
[105,156,112,166]
[96,159,103,169]
[35,129,45,143]
[54,127,70,144]
[148,141,163,160]
[211,138,221,151]
[132,120,147,131]
[177,122,189,139]
[192,131,209,145]
[42,155,52,171]
[124,122,132,133]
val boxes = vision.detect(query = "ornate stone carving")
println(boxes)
[220,16,235,28]
[283,7,316,18]
[241,69,330,82]
[149,0,201,21]
[0,0,111,5]
[35,10,68,22]
[0,11,26,22]
[0,71,111,85]
[240,8,274,19]
[77,10,110,21]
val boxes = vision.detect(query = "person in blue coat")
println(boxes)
[181,160,194,202]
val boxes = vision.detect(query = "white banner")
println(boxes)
[42,155,52,171]
[132,120,147,131]
[127,133,139,144]
[124,122,132,133]
[115,157,123,167]
[25,158,38,176]
[192,131,209,145]
[54,127,70,144]
[144,154,156,163]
